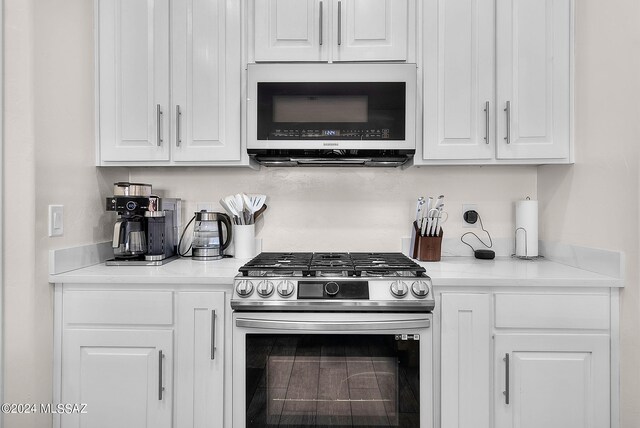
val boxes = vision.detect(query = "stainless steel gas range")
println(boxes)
[231,252,434,428]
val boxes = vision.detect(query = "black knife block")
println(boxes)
[412,221,443,262]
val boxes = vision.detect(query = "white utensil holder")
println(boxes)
[233,224,256,259]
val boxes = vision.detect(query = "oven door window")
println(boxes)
[257,82,406,141]
[246,334,419,427]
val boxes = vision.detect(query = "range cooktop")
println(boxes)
[232,252,434,312]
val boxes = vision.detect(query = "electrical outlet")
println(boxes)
[462,204,478,228]
[196,202,215,212]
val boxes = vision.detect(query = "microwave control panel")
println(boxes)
[271,128,391,139]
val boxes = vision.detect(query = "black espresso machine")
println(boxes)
[105,182,181,266]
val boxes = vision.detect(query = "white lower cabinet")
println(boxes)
[61,329,173,428]
[56,287,230,428]
[440,293,491,428]
[494,334,610,428]
[176,292,226,428]
[439,289,613,428]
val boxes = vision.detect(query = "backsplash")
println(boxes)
[129,165,537,253]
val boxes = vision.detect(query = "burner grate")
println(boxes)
[239,252,425,277]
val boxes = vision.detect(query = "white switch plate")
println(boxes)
[48,205,64,237]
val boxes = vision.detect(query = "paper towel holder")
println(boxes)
[512,227,543,260]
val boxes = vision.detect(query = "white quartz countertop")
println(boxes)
[49,256,622,288]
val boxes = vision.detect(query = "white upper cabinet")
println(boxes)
[423,0,495,160]
[421,0,572,164]
[333,0,408,62]
[98,0,171,162]
[254,0,329,62]
[171,0,241,162]
[252,0,410,62]
[97,0,242,165]
[496,0,572,160]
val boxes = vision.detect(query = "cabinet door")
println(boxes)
[496,0,572,160]
[61,329,173,428]
[254,0,329,62]
[98,0,170,162]
[495,334,610,428]
[176,292,226,428]
[333,0,408,61]
[172,0,241,162]
[440,294,490,428]
[423,0,494,160]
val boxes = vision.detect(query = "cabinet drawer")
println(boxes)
[64,290,173,326]
[495,293,609,330]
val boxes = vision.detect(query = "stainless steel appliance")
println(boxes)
[191,211,233,261]
[232,252,434,428]
[247,64,417,167]
[105,184,181,266]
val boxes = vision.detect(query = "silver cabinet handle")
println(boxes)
[156,104,163,146]
[211,310,216,360]
[484,101,490,144]
[503,353,510,404]
[504,101,511,144]
[236,318,430,331]
[175,105,182,147]
[337,1,342,46]
[158,350,165,400]
[319,1,323,46]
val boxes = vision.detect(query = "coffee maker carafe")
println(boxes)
[112,215,147,258]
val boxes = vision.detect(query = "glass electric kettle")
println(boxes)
[191,211,233,260]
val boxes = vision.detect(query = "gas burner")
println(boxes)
[239,252,426,278]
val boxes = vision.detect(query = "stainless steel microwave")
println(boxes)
[247,63,417,167]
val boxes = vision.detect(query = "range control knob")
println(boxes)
[325,281,340,296]
[257,280,275,298]
[236,280,254,298]
[277,280,295,298]
[390,281,409,298]
[411,281,430,298]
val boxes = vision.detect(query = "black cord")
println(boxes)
[177,215,196,257]
[461,213,493,252]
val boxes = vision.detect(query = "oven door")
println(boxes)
[232,312,433,428]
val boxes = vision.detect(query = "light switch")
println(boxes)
[48,205,64,237]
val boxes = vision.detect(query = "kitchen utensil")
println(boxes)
[224,195,243,225]
[192,211,233,261]
[219,198,238,224]
[415,197,425,225]
[254,204,268,221]
[434,206,448,236]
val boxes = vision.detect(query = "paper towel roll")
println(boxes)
[515,198,538,257]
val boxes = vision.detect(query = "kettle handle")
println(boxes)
[220,214,233,251]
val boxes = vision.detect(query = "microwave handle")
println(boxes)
[290,158,371,165]
[235,318,430,331]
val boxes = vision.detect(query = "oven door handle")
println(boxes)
[235,318,430,331]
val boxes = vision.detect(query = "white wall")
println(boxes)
[537,1,640,426]
[3,0,125,427]
[130,166,536,253]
